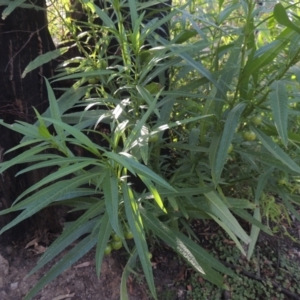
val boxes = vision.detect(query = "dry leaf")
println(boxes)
[74,261,91,269]
[25,238,40,249]
[51,293,75,300]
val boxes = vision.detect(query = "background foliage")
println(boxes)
[1,0,300,299]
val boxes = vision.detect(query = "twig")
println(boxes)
[4,24,48,72]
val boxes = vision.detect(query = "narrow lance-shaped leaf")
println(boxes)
[1,0,26,19]
[19,174,98,208]
[139,175,167,213]
[0,145,50,174]
[95,212,113,277]
[14,161,93,202]
[208,213,246,256]
[0,119,40,139]
[120,249,138,300]
[0,172,98,219]
[141,207,233,287]
[22,48,68,78]
[42,117,100,156]
[178,52,225,97]
[212,103,246,185]
[204,191,251,244]
[122,183,157,299]
[269,80,288,147]
[103,170,123,238]
[28,217,99,277]
[273,3,300,34]
[120,152,176,192]
[24,233,98,300]
[214,36,243,115]
[251,127,300,174]
[45,78,66,145]
[241,28,297,80]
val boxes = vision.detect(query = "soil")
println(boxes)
[0,231,185,300]
[0,218,300,300]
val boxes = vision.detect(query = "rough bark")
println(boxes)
[0,0,58,241]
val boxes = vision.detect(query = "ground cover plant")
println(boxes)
[1,0,300,299]
[183,226,300,300]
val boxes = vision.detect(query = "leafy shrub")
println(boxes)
[1,0,300,299]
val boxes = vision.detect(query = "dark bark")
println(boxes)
[0,0,58,242]
[0,0,172,240]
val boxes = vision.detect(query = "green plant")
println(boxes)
[104,243,112,255]
[242,130,257,141]
[1,0,300,299]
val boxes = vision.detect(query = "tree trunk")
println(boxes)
[0,0,58,242]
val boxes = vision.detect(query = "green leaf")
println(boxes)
[214,36,243,114]
[87,1,116,28]
[173,29,198,44]
[226,197,256,209]
[204,191,251,244]
[124,85,159,152]
[32,87,87,130]
[242,28,297,80]
[24,233,98,300]
[141,208,234,287]
[236,148,297,174]
[103,170,123,237]
[0,145,50,174]
[208,213,246,256]
[178,52,225,97]
[120,249,138,300]
[212,103,246,185]
[269,81,288,147]
[15,161,94,202]
[273,3,300,34]
[45,78,66,144]
[16,157,99,175]
[52,70,113,82]
[232,208,272,235]
[128,0,138,31]
[43,117,100,156]
[122,184,156,299]
[0,119,40,139]
[247,167,274,259]
[139,175,167,213]
[217,3,240,25]
[277,190,300,222]
[22,48,68,78]
[120,152,176,192]
[1,0,26,19]
[251,127,300,174]
[28,215,99,276]
[95,212,113,277]
[0,173,98,232]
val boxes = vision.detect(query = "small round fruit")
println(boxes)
[125,230,134,239]
[227,143,233,154]
[243,130,256,141]
[251,115,262,126]
[148,252,153,260]
[149,134,159,143]
[104,244,112,255]
[112,233,121,242]
[277,178,288,186]
[111,240,123,250]
[88,77,98,84]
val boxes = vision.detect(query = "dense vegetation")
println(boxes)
[1,0,300,299]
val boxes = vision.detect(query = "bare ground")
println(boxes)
[1,219,300,300]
